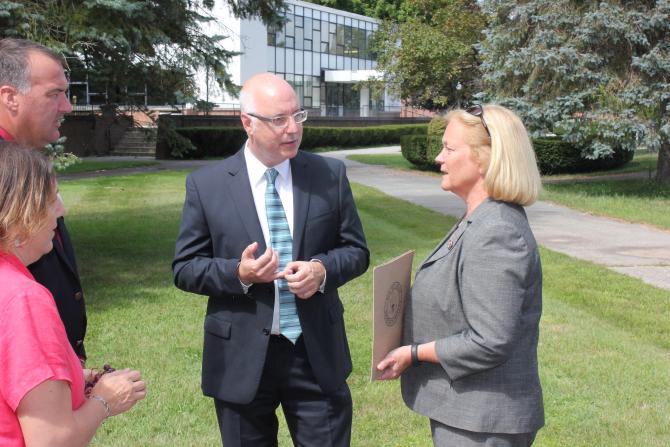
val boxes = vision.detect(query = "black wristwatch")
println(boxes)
[411,343,421,367]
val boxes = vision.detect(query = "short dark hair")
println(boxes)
[0,38,67,93]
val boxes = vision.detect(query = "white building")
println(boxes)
[196,0,401,117]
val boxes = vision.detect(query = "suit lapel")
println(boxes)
[52,217,78,275]
[225,149,266,251]
[290,152,311,258]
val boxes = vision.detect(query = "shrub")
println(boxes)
[159,123,428,159]
[401,135,442,171]
[534,136,634,175]
[427,115,446,137]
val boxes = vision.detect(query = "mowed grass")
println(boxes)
[58,171,670,446]
[58,158,158,174]
[541,180,670,231]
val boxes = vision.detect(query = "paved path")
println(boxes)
[61,149,670,291]
[323,147,670,291]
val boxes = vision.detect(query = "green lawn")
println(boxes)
[58,159,158,174]
[58,172,670,446]
[541,179,670,231]
[348,153,422,171]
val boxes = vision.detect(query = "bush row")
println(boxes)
[533,137,633,174]
[157,121,428,159]
[401,134,634,175]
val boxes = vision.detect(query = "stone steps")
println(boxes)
[111,127,157,156]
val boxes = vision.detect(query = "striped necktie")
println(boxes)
[264,168,302,343]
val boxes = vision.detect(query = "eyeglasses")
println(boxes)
[246,109,308,128]
[466,104,490,137]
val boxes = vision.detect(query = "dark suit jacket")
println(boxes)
[401,199,544,434]
[28,217,87,359]
[173,148,369,404]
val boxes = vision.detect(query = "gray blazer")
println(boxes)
[401,198,544,434]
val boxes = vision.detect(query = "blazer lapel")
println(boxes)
[419,218,468,270]
[225,149,266,251]
[419,198,496,271]
[290,152,311,258]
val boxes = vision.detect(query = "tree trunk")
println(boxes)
[656,140,670,183]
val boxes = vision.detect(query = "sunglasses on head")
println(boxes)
[466,104,490,137]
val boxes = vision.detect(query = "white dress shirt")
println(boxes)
[244,144,294,334]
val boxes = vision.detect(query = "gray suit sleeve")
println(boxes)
[172,174,245,296]
[435,220,536,381]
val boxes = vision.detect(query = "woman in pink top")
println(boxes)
[0,143,146,447]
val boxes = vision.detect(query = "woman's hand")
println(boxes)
[376,345,412,380]
[89,369,146,416]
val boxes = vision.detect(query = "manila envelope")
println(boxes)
[370,250,414,381]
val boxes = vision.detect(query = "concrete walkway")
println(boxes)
[61,148,670,291]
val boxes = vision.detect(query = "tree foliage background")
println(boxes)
[477,0,670,181]
[0,0,285,104]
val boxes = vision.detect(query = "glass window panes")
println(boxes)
[286,49,295,74]
[313,18,320,30]
[321,42,328,53]
[320,53,328,70]
[286,14,294,37]
[276,48,285,72]
[312,53,320,76]
[286,36,294,49]
[305,39,312,51]
[312,83,320,105]
[296,28,303,50]
[295,50,303,73]
[296,6,303,16]
[305,18,312,33]
[296,16,303,28]
[304,8,311,18]
[267,47,275,71]
[276,28,285,48]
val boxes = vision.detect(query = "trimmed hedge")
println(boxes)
[533,136,634,174]
[401,135,442,171]
[401,134,634,175]
[158,123,428,159]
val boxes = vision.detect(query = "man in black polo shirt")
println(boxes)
[0,38,87,362]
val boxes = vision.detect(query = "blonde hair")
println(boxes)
[0,142,56,251]
[445,104,542,206]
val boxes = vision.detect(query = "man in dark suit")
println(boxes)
[0,38,87,361]
[173,73,369,446]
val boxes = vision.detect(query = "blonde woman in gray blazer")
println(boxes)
[377,105,544,446]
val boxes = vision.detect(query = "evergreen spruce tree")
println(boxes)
[478,0,670,182]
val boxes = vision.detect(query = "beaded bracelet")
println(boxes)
[89,395,111,419]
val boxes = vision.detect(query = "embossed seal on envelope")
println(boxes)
[384,282,404,327]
